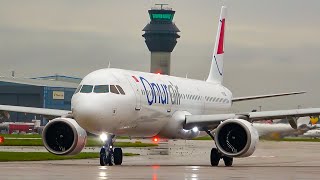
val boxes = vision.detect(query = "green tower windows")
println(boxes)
[150,13,174,21]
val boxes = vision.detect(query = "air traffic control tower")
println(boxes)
[142,4,180,75]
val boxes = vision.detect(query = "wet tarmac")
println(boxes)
[1,140,320,179]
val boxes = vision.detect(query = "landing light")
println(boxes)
[100,133,108,142]
[192,127,199,132]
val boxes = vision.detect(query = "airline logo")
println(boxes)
[217,18,225,55]
[132,76,181,106]
[310,116,319,125]
[214,18,225,76]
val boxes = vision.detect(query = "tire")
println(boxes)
[107,150,113,166]
[210,148,221,166]
[223,156,233,167]
[114,148,123,165]
[100,148,107,166]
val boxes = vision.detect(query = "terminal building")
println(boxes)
[0,76,79,124]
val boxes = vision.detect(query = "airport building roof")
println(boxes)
[31,75,82,84]
[0,76,78,88]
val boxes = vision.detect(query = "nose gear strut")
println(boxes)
[99,134,123,166]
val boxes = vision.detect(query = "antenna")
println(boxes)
[155,3,169,10]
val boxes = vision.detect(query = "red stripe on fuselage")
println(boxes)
[217,18,225,55]
[132,76,139,82]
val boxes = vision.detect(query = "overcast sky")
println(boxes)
[0,0,319,111]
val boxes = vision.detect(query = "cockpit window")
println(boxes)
[116,85,125,95]
[75,85,82,94]
[110,85,120,94]
[94,85,109,93]
[80,85,93,93]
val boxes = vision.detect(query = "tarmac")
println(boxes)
[1,140,320,180]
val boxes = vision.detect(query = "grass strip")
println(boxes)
[0,134,131,139]
[267,137,320,142]
[1,134,41,139]
[0,152,139,162]
[0,138,157,147]
[193,136,320,142]
[193,136,212,140]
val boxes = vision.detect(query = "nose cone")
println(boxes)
[72,94,113,134]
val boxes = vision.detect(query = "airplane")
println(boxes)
[0,6,320,167]
[253,117,315,139]
[302,129,320,138]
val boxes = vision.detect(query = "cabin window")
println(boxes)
[110,85,120,94]
[93,85,109,93]
[116,85,125,95]
[80,85,93,93]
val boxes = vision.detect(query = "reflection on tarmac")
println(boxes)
[1,141,320,179]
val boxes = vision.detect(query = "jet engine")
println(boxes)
[214,119,259,157]
[157,111,200,139]
[42,118,87,155]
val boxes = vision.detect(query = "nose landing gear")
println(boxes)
[99,134,123,166]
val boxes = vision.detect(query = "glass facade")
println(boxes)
[150,13,173,21]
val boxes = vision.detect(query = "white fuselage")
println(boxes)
[71,68,232,137]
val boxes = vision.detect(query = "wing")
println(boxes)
[0,105,70,117]
[232,91,305,102]
[185,108,320,130]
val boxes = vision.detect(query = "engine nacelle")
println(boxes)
[215,119,259,158]
[157,111,200,139]
[42,118,87,155]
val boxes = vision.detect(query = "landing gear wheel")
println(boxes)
[107,151,113,166]
[100,148,107,166]
[210,148,221,166]
[223,156,233,167]
[99,134,119,166]
[114,148,123,165]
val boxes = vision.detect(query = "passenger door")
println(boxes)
[126,76,141,110]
